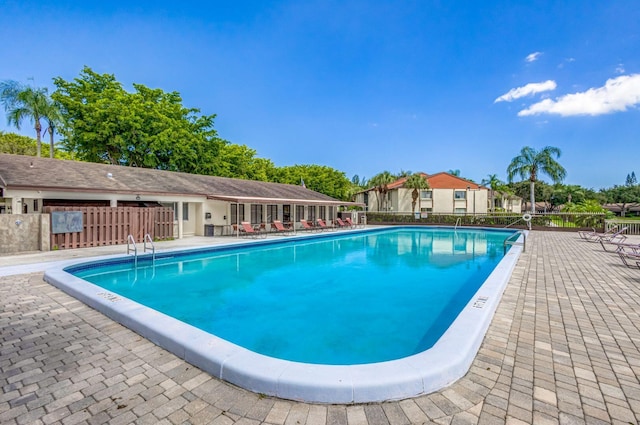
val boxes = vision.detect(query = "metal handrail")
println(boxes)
[504,230,526,254]
[143,233,155,263]
[127,234,137,268]
[454,217,461,230]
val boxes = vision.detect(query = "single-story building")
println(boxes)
[0,154,362,242]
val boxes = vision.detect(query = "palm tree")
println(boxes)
[481,174,505,212]
[41,97,63,158]
[403,173,430,215]
[507,146,567,213]
[448,169,461,177]
[0,80,51,157]
[369,171,396,211]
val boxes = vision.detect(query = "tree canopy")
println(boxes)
[271,164,352,201]
[0,131,72,159]
[0,80,59,157]
[507,146,566,213]
[52,67,227,173]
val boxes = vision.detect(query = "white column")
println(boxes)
[177,201,184,239]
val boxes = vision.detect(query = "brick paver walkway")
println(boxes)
[1,232,639,424]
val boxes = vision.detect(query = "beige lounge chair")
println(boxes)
[590,227,628,244]
[599,239,640,253]
[579,225,618,240]
[617,247,640,268]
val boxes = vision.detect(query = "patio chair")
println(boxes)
[334,218,349,229]
[271,220,294,235]
[299,219,319,232]
[578,224,618,240]
[345,217,364,229]
[316,218,334,231]
[240,221,267,239]
[599,239,640,253]
[617,247,640,268]
[590,227,628,244]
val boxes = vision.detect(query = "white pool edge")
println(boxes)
[43,230,524,403]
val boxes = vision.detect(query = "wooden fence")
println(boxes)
[43,206,174,250]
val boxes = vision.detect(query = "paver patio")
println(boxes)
[1,231,639,424]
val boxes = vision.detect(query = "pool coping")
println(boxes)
[43,226,524,403]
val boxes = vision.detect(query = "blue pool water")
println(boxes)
[69,227,512,365]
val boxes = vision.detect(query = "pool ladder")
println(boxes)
[503,230,526,254]
[127,234,156,268]
[454,217,461,230]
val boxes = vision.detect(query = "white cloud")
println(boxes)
[615,63,625,74]
[495,80,557,103]
[525,52,542,62]
[518,74,640,116]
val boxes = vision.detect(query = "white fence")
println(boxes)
[605,220,640,235]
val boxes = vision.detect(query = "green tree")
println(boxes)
[403,173,430,214]
[272,164,352,200]
[0,80,50,157]
[601,185,640,217]
[481,174,505,212]
[216,144,276,181]
[625,171,637,186]
[553,184,585,205]
[52,67,226,172]
[369,171,397,211]
[448,169,461,177]
[0,131,73,159]
[41,95,63,158]
[507,146,567,213]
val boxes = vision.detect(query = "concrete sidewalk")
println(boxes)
[1,231,640,424]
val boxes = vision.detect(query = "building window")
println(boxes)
[267,204,278,223]
[182,203,189,221]
[328,206,335,220]
[250,204,263,224]
[421,190,432,199]
[296,205,305,221]
[319,206,326,220]
[308,206,316,222]
[421,207,432,213]
[455,208,466,214]
[454,190,466,200]
[231,204,245,224]
[283,205,291,222]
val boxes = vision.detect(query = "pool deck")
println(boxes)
[1,231,640,424]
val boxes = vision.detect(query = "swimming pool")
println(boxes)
[45,226,524,403]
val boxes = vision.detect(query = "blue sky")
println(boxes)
[1,0,639,189]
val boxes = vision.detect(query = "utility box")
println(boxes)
[204,224,214,237]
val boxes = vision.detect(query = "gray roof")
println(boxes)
[0,154,356,205]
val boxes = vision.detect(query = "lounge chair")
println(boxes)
[299,219,319,232]
[599,239,640,253]
[590,227,628,244]
[344,217,364,229]
[316,218,334,231]
[239,221,267,239]
[271,220,293,235]
[578,225,618,240]
[617,247,640,268]
[334,218,349,229]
